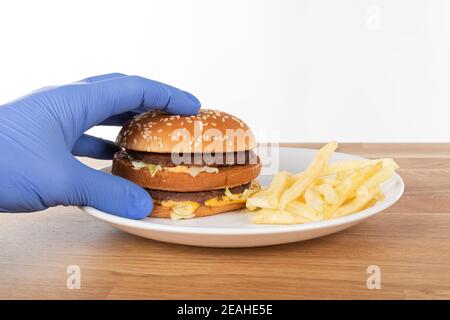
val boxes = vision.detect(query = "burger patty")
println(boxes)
[147,182,251,203]
[126,150,257,167]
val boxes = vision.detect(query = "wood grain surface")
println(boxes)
[1,143,449,300]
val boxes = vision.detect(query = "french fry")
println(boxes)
[304,187,325,212]
[316,173,341,187]
[286,200,322,221]
[380,158,399,170]
[332,186,380,218]
[322,162,382,218]
[360,165,395,196]
[315,170,354,188]
[252,208,309,224]
[315,183,339,205]
[322,159,373,175]
[332,165,395,218]
[246,141,399,225]
[360,192,383,211]
[279,141,337,210]
[322,158,399,175]
[265,171,294,208]
[246,189,272,210]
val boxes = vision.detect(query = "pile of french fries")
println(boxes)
[246,141,399,224]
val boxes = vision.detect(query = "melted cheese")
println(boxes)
[165,165,219,177]
[131,160,149,169]
[131,161,162,177]
[204,197,246,207]
[205,182,261,207]
[131,161,218,178]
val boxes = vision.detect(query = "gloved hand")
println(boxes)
[0,73,200,219]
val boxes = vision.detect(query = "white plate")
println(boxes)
[81,147,404,248]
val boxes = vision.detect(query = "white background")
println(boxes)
[0,0,449,142]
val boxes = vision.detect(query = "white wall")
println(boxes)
[0,0,449,142]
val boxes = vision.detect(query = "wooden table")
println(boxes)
[1,143,449,299]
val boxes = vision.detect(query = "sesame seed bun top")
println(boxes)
[116,109,256,153]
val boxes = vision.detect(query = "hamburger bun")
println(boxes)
[115,109,256,153]
[112,154,261,192]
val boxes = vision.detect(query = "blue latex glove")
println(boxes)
[0,73,201,219]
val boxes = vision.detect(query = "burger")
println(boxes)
[112,109,262,219]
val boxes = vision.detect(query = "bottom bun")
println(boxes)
[150,202,246,218]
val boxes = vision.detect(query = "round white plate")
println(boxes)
[81,147,404,248]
